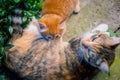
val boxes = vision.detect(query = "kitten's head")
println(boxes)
[38,14,65,41]
[80,24,120,74]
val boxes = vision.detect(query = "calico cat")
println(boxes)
[4,24,120,80]
[70,24,120,80]
[38,0,80,41]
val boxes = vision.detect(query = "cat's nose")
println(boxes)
[46,35,53,40]
[55,34,61,39]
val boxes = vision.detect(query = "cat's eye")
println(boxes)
[55,34,61,39]
[46,35,53,40]
[92,37,98,42]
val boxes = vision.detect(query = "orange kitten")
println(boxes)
[38,0,80,41]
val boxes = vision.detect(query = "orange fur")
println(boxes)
[10,31,36,54]
[42,0,78,19]
[9,21,39,54]
[38,0,80,40]
[39,14,64,37]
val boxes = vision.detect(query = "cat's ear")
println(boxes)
[38,22,47,32]
[92,24,108,32]
[111,37,120,46]
[60,21,66,29]
[98,61,110,75]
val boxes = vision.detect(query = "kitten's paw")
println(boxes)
[73,0,80,14]
[73,7,80,14]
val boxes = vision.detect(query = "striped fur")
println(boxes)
[4,24,120,80]
[11,8,23,41]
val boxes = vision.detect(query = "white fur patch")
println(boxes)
[12,16,22,24]
[98,62,109,74]
[112,37,120,45]
[104,32,110,36]
[82,24,109,39]
[24,19,42,38]
[82,31,95,39]
[92,23,108,32]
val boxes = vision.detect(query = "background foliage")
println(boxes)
[0,0,44,79]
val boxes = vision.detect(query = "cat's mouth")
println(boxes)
[78,40,110,75]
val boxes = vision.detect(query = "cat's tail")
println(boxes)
[11,8,23,41]
[12,8,23,33]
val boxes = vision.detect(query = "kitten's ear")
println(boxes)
[98,61,110,75]
[111,37,120,46]
[60,21,66,29]
[38,22,47,32]
[92,24,108,32]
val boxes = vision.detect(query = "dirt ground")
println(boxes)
[64,0,120,41]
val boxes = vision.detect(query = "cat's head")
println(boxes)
[38,14,65,41]
[79,24,120,74]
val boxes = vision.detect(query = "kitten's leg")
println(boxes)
[73,0,80,14]
[60,21,67,42]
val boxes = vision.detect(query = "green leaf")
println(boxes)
[26,11,33,16]
[1,47,5,57]
[8,26,13,35]
[0,56,3,60]
[35,3,41,10]
[28,0,33,4]
[108,29,117,37]
[0,37,4,46]
[14,0,20,3]
[0,75,5,80]
[1,11,5,16]
[5,44,14,50]
[23,16,28,23]
[8,15,12,23]
[35,15,40,19]
[24,3,31,9]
